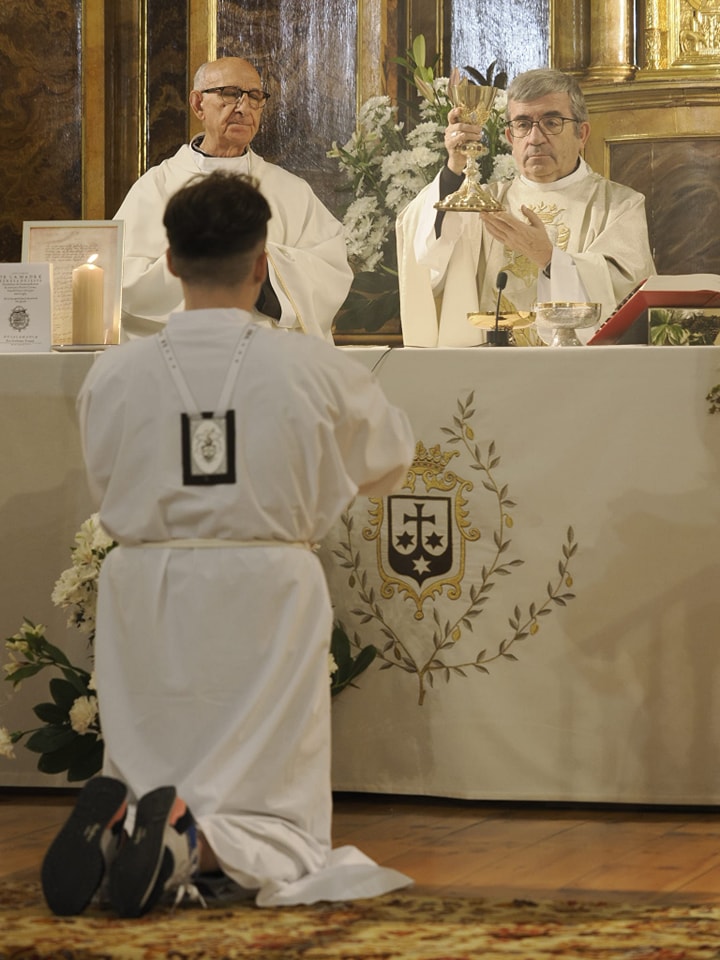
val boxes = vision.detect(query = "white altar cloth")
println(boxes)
[2,347,720,803]
[321,346,720,805]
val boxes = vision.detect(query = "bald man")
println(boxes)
[114,58,352,342]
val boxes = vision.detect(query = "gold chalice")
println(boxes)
[434,69,504,214]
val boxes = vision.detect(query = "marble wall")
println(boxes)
[0,0,81,261]
[216,0,358,214]
[450,0,550,80]
[146,2,190,169]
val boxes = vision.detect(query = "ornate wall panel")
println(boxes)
[215,0,358,214]
[639,0,720,70]
[0,0,81,261]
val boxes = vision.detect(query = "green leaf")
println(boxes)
[37,732,101,777]
[330,624,353,672]
[348,644,377,679]
[3,663,44,686]
[33,701,69,725]
[330,622,377,697]
[38,639,73,667]
[25,726,76,754]
[59,666,92,695]
[67,739,105,782]
[49,677,82,712]
[412,34,427,69]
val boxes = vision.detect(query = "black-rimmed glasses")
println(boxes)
[506,116,578,137]
[201,86,270,109]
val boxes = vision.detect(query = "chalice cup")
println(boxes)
[434,72,504,214]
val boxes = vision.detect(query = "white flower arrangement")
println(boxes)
[328,36,513,334]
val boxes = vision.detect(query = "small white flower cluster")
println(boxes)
[330,94,447,273]
[51,513,116,636]
[342,196,391,272]
[68,694,100,736]
[3,621,45,689]
[0,725,15,759]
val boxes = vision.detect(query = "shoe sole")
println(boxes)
[41,776,127,916]
[109,785,177,918]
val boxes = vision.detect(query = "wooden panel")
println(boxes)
[0,0,81,261]
[610,137,720,275]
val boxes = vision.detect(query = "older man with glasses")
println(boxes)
[115,57,352,342]
[397,68,656,346]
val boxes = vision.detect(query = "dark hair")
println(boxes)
[163,171,271,284]
[506,68,589,125]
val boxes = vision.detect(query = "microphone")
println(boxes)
[487,271,511,346]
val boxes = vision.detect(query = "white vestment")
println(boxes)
[397,159,656,346]
[76,310,415,906]
[114,142,353,343]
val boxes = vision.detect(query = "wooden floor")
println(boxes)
[2,789,720,905]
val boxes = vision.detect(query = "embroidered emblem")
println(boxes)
[500,201,571,308]
[325,392,579,704]
[364,443,480,618]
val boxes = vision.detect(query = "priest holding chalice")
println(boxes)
[397,67,656,346]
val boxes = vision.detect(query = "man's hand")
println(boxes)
[443,106,483,176]
[479,204,553,270]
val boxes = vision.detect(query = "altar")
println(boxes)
[2,346,720,803]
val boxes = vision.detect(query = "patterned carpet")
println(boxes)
[1,881,719,959]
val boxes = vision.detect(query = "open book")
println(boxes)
[588,274,720,345]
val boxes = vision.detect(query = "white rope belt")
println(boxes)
[130,539,315,550]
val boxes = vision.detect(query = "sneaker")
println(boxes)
[41,775,128,916]
[109,785,200,918]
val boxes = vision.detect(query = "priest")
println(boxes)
[397,68,656,346]
[115,56,352,342]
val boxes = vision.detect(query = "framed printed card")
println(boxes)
[22,221,124,346]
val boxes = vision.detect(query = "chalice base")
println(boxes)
[434,177,503,213]
[550,326,583,347]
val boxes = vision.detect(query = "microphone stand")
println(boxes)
[486,271,512,346]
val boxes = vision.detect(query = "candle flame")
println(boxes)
[87,253,99,265]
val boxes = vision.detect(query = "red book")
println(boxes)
[588,275,720,345]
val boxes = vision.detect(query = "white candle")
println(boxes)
[72,255,105,344]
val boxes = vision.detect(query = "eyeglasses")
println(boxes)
[201,86,270,109]
[506,116,578,137]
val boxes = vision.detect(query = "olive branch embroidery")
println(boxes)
[332,392,578,705]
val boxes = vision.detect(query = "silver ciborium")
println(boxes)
[434,69,504,214]
[534,302,602,347]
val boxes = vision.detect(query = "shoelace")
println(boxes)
[166,819,206,911]
[172,881,208,911]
